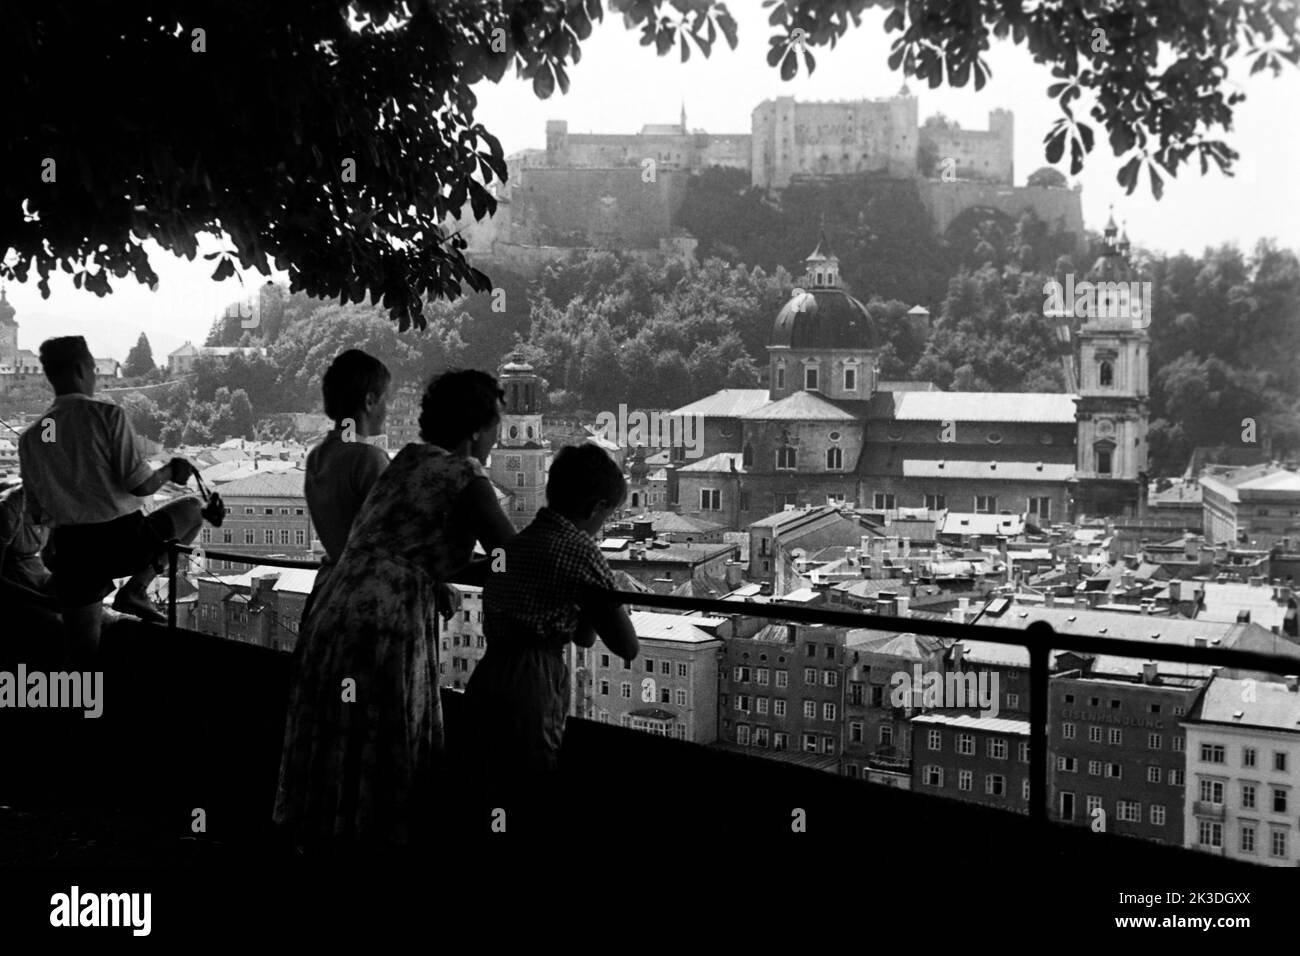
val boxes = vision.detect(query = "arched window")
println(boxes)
[1099,360,1114,387]
[826,447,843,470]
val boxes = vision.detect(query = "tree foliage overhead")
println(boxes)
[2,0,1293,329]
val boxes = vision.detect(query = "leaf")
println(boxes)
[803,49,815,75]
[532,65,555,99]
[1044,127,1067,166]
[681,34,690,62]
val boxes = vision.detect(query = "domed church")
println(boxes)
[671,221,1148,528]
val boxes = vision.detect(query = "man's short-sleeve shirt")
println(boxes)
[483,507,619,653]
[18,393,153,527]
[304,431,391,561]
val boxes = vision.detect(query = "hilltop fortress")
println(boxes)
[460,89,1084,275]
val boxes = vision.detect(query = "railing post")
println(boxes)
[1026,621,1054,829]
[167,541,178,633]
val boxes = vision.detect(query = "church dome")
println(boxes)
[771,234,877,350]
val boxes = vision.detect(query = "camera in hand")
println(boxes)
[201,492,228,527]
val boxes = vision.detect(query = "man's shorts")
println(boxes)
[47,509,179,608]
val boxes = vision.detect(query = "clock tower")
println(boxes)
[489,351,549,525]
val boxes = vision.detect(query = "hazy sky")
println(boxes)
[7,4,1297,362]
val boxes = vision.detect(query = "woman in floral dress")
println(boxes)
[273,369,516,850]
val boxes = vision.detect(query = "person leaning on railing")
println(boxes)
[17,336,202,664]
[272,367,516,853]
[300,349,393,628]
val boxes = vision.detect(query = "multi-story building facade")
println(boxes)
[1200,464,1300,549]
[192,565,314,652]
[583,611,722,743]
[438,584,486,691]
[720,623,846,767]
[201,470,314,571]
[603,540,738,594]
[911,713,1032,813]
[1184,675,1300,866]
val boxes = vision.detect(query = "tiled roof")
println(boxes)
[867,391,1078,423]
[911,713,1031,735]
[677,452,745,474]
[740,391,860,422]
[749,506,839,529]
[630,611,726,643]
[845,630,945,659]
[215,470,305,498]
[904,460,1075,481]
[1194,677,1300,730]
[670,389,771,418]
[634,511,726,534]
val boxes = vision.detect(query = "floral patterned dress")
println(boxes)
[273,444,490,847]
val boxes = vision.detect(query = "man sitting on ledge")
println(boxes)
[17,336,202,661]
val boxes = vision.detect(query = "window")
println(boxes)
[924,766,943,788]
[843,367,857,391]
[264,508,273,515]
[1169,769,1184,786]
[295,530,305,546]
[826,447,843,470]
[659,688,670,704]
[825,645,835,660]
[1105,763,1122,779]
[776,671,788,689]
[279,507,289,516]
[1150,805,1166,826]
[776,447,796,470]
[775,365,786,390]
[623,659,631,670]
[754,727,769,748]
[660,661,670,676]
[774,733,788,751]
[1272,788,1288,813]
[600,654,610,668]
[598,680,610,696]
[870,686,884,707]
[823,670,837,687]
[201,528,212,543]
[1088,760,1101,776]
[1058,756,1077,773]
[737,695,751,713]
[1271,828,1287,858]
[1242,783,1256,809]
[928,729,942,751]
[923,494,945,511]
[244,507,254,515]
[1018,741,1029,763]
[1096,447,1112,475]
[280,529,290,545]
[957,733,975,756]
[1088,726,1102,743]
[756,668,770,686]
[1198,780,1224,804]
[1099,359,1114,387]
[803,700,816,719]
[1243,747,1256,768]
[1201,743,1225,764]
[988,738,1008,760]
[222,529,233,544]
[1086,795,1102,816]
[803,667,817,685]
[756,698,768,715]
[803,734,818,753]
[1108,728,1122,746]
[985,774,1006,797]
[1118,801,1141,823]
[850,722,863,744]
[1062,722,1076,740]
[958,770,973,792]
[879,725,894,746]
[677,663,687,678]
[823,702,836,721]
[1198,821,1222,848]
[1006,693,1019,709]
[1240,824,1256,853]
[974,495,997,514]
[1172,736,1184,753]
[1173,706,1185,717]
[822,736,835,755]
[700,489,721,510]
[1275,752,1288,773]
[1147,766,1161,784]
[1148,733,1162,750]
[736,725,751,746]
[1023,780,1032,802]
[804,366,819,390]
[1028,497,1051,521]
[774,700,786,717]
[264,529,273,544]
[620,682,631,699]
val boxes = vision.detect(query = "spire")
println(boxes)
[1104,204,1118,241]
[680,100,687,132]
[804,227,839,287]
[1119,221,1131,255]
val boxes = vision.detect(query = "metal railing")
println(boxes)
[163,541,1300,831]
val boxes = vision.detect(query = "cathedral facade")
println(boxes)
[673,218,1147,528]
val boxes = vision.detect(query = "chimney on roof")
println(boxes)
[785,624,797,643]
[1286,675,1299,692]
[1169,580,1182,602]
[896,595,910,618]
[1142,661,1158,684]
[1237,609,1251,624]
[951,643,965,665]
[1250,575,1266,587]
[1194,638,1207,648]
[1044,592,1055,608]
